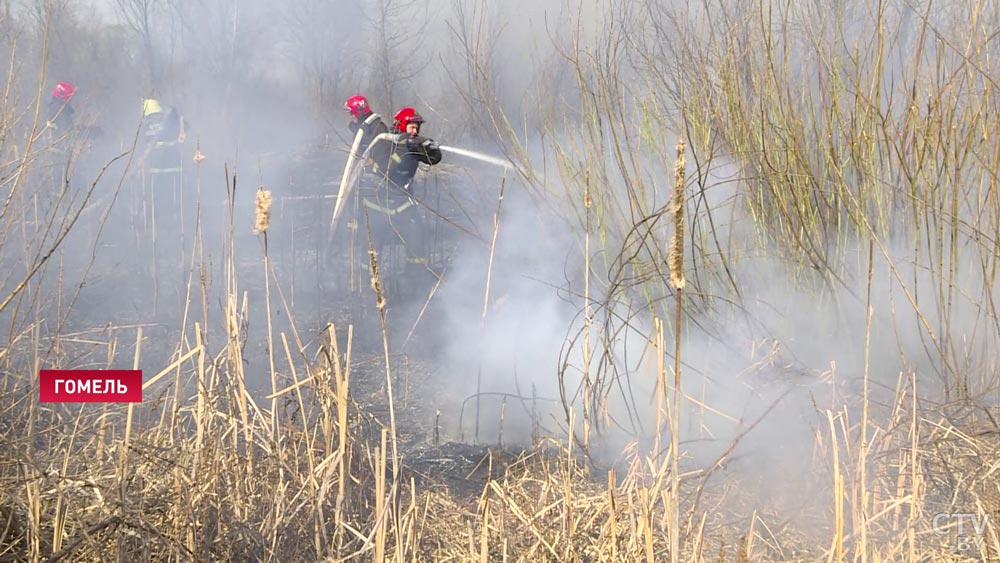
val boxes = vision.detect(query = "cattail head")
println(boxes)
[368,248,386,312]
[254,187,272,234]
[669,138,686,290]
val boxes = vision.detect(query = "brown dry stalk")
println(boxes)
[669,136,686,563]
[254,185,278,440]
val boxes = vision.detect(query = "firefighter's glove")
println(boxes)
[421,139,439,151]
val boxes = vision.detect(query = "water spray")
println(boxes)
[439,145,514,171]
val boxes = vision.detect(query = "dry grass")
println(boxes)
[3,359,998,562]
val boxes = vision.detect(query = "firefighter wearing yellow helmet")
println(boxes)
[141,97,185,174]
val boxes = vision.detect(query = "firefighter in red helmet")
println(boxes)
[352,106,443,303]
[46,81,77,132]
[343,94,391,173]
[385,107,442,191]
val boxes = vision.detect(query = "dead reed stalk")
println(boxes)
[255,186,279,440]
[365,211,400,556]
[668,137,686,563]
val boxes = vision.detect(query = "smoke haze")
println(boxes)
[2,1,998,551]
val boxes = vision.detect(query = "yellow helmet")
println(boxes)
[143,98,163,116]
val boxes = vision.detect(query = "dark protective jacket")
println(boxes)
[349,111,391,172]
[144,107,183,144]
[385,134,443,190]
[46,98,75,131]
[143,106,185,173]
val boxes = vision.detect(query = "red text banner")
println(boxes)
[39,370,143,403]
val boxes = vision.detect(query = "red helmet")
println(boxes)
[344,94,371,119]
[52,81,76,102]
[393,107,424,132]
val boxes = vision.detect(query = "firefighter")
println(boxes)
[340,95,388,248]
[357,107,443,303]
[138,97,188,228]
[360,106,442,226]
[137,97,189,312]
[141,98,186,176]
[386,107,443,191]
[45,81,77,133]
[344,94,390,171]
